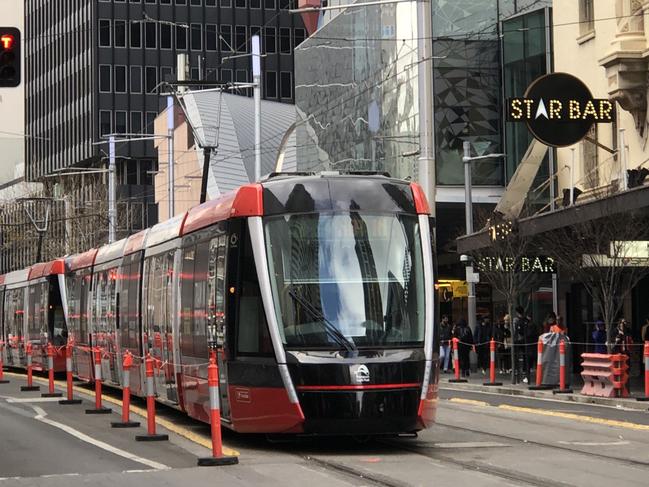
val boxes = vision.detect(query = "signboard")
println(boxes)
[477,256,556,274]
[610,241,649,259]
[507,72,614,147]
[582,254,649,268]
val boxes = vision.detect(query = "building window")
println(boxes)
[145,66,158,93]
[221,0,231,7]
[235,26,247,52]
[99,65,111,92]
[161,66,174,83]
[99,19,111,47]
[131,112,143,135]
[114,20,126,47]
[145,22,157,48]
[279,27,291,54]
[191,67,200,80]
[160,0,171,3]
[221,25,233,51]
[280,71,292,99]
[146,112,157,135]
[115,111,127,134]
[206,0,216,5]
[294,28,306,49]
[191,0,201,5]
[279,0,289,9]
[130,66,142,93]
[100,110,112,136]
[206,24,217,51]
[177,0,187,4]
[130,22,142,48]
[191,24,202,50]
[579,0,595,36]
[235,0,246,7]
[176,25,188,50]
[264,0,274,9]
[114,65,127,93]
[250,0,260,8]
[264,27,276,53]
[160,24,172,49]
[265,71,277,98]
[582,125,598,188]
[221,69,232,83]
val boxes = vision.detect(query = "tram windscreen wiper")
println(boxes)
[288,288,357,352]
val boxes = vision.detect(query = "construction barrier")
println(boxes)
[580,353,629,398]
[42,343,62,398]
[483,339,502,386]
[59,342,82,405]
[20,342,40,392]
[197,354,238,466]
[86,347,112,414]
[528,338,554,391]
[636,342,649,402]
[135,353,168,441]
[554,341,573,394]
[111,351,140,428]
[0,341,9,384]
[448,337,467,383]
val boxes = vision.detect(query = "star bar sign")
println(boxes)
[507,72,614,147]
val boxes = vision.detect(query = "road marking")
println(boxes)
[41,473,80,478]
[433,441,508,448]
[557,440,630,446]
[30,405,170,471]
[499,404,649,431]
[7,397,67,403]
[449,398,490,407]
[123,469,157,474]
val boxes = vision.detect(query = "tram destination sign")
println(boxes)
[507,72,614,147]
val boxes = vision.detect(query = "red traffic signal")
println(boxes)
[0,27,20,87]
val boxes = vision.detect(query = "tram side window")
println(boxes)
[127,260,141,350]
[28,285,40,342]
[180,246,196,358]
[207,235,227,348]
[79,272,90,342]
[193,242,210,358]
[237,230,273,356]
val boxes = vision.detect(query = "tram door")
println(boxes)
[207,235,230,419]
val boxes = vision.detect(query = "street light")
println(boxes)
[462,140,505,333]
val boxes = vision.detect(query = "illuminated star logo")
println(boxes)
[535,99,549,119]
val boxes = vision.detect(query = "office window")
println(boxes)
[264,0,274,9]
[265,71,276,98]
[176,25,188,50]
[114,20,126,47]
[191,0,201,4]
[235,26,247,52]
[280,71,292,99]
[236,0,246,7]
[206,0,216,5]
[131,112,143,135]
[145,0,156,3]
[146,112,157,135]
[264,27,276,53]
[99,65,111,92]
[221,0,231,6]
[221,69,232,83]
[130,66,142,93]
[114,65,127,93]
[145,22,157,48]
[250,0,260,8]
[280,27,290,53]
[294,28,306,48]
[130,22,142,48]
[177,0,187,4]
[220,25,232,51]
[99,19,111,47]
[161,0,171,3]
[206,24,217,51]
[579,0,595,36]
[161,66,174,83]
[191,24,202,50]
[279,0,289,9]
[145,66,158,93]
[115,111,127,134]
[100,110,112,136]
[160,24,172,49]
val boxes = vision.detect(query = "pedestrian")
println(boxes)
[475,317,491,375]
[453,319,473,378]
[513,306,531,384]
[439,315,452,373]
[495,315,511,373]
[592,318,607,354]
[641,317,649,344]
[543,312,557,334]
[611,318,632,355]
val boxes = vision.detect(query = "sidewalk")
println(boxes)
[439,370,649,411]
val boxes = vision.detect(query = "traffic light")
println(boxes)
[0,27,20,87]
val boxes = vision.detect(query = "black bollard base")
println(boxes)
[59,399,83,405]
[20,385,40,391]
[528,385,555,390]
[483,382,503,386]
[41,392,63,398]
[197,456,239,467]
[448,378,468,383]
[0,379,9,384]
[85,407,112,414]
[553,388,574,394]
[135,433,169,442]
[636,396,649,401]
[111,420,141,428]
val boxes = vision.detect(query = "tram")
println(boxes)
[3,173,439,435]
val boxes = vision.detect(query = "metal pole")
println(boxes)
[252,35,262,182]
[620,128,627,191]
[463,141,477,333]
[417,0,435,216]
[167,96,175,218]
[570,148,575,206]
[108,135,116,243]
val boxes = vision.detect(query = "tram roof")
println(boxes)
[145,213,187,249]
[3,268,30,286]
[95,238,127,266]
[124,229,149,256]
[29,259,65,280]
[66,248,98,272]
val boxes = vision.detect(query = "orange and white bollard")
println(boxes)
[637,342,649,402]
[135,353,168,441]
[554,340,573,394]
[41,343,62,398]
[59,342,82,405]
[112,351,140,428]
[86,347,111,414]
[483,339,502,386]
[198,354,238,466]
[529,338,553,390]
[448,337,467,383]
[0,341,9,384]
[20,341,40,392]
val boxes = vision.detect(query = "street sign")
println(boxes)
[507,72,614,147]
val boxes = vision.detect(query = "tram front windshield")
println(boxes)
[264,212,425,350]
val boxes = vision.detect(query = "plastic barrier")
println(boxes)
[483,339,502,386]
[20,342,40,392]
[41,343,62,398]
[448,337,467,383]
[112,351,140,428]
[636,342,649,402]
[0,341,9,384]
[580,353,629,398]
[135,353,168,441]
[59,342,82,405]
[86,347,112,414]
[554,341,573,394]
[528,339,553,390]
[197,354,238,466]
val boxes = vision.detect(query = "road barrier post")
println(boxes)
[0,341,9,384]
[198,355,238,466]
[20,341,40,392]
[637,342,649,402]
[86,347,111,414]
[553,341,573,394]
[112,351,140,428]
[529,338,554,390]
[41,343,62,398]
[59,342,82,405]
[483,339,502,386]
[135,353,168,441]
[448,337,467,383]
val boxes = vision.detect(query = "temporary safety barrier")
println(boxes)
[111,351,140,428]
[483,339,502,386]
[197,354,238,466]
[59,342,82,405]
[448,337,467,383]
[86,347,112,414]
[528,339,554,390]
[41,343,62,398]
[135,353,168,441]
[553,341,573,394]
[20,342,40,392]
[580,353,629,398]
[0,341,9,384]
[636,342,649,402]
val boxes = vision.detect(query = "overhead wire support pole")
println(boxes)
[417,0,435,211]
[167,96,175,217]
[108,135,116,244]
[252,34,262,182]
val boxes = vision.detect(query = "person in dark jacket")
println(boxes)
[513,306,531,384]
[453,319,474,377]
[439,315,452,372]
[592,319,607,354]
[475,317,491,374]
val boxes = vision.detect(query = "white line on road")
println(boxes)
[434,441,509,448]
[7,397,67,403]
[30,405,170,471]
[557,440,630,446]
